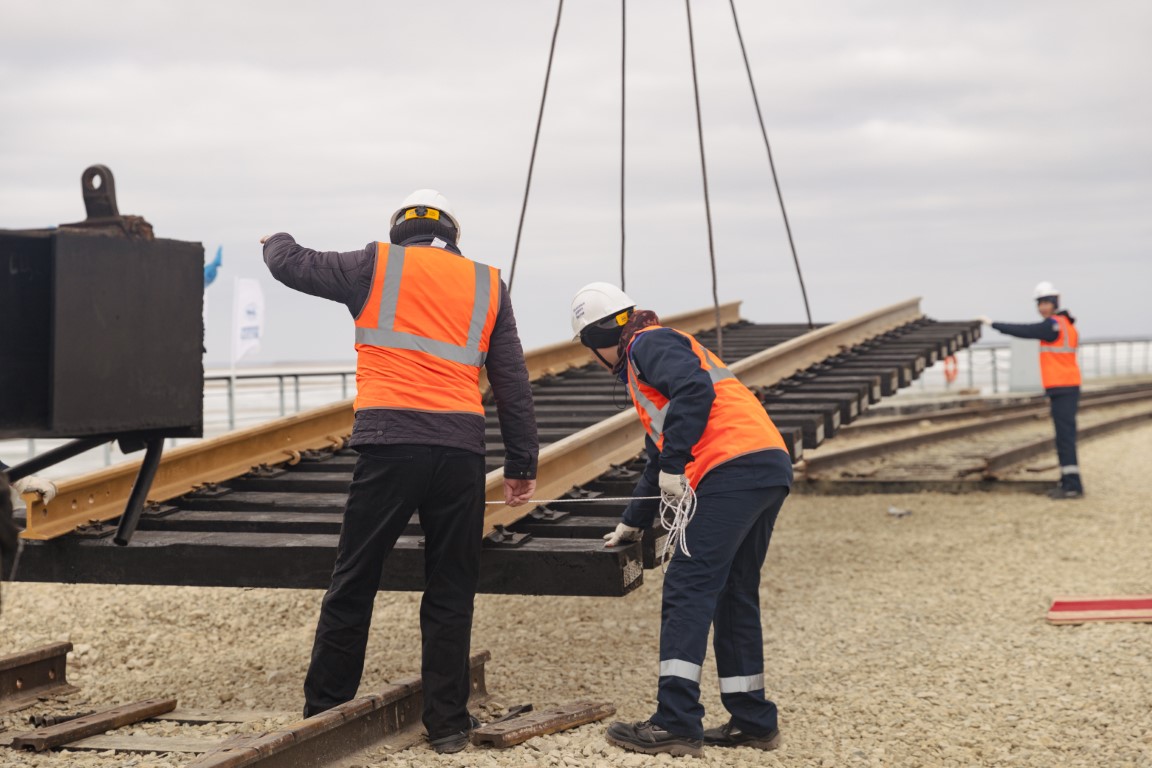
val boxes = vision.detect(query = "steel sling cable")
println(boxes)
[685,0,724,360]
[508,0,565,294]
[728,0,814,329]
[620,0,627,291]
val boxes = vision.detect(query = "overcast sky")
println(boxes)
[2,0,1149,367]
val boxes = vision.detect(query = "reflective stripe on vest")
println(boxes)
[1038,314,1081,388]
[354,245,493,367]
[627,356,735,439]
[624,326,788,487]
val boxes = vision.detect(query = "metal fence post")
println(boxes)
[294,375,301,413]
[279,376,286,417]
[227,377,236,430]
[967,348,974,389]
[990,348,999,393]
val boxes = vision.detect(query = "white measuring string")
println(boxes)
[484,496,660,505]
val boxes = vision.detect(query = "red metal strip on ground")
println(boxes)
[1050,598,1152,613]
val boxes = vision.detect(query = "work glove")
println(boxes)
[976,315,993,326]
[12,475,57,505]
[603,522,642,548]
[658,470,689,502]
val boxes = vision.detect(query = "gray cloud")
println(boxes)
[2,0,1148,365]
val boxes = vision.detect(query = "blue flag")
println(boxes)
[204,245,223,287]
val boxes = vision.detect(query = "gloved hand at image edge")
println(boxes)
[603,522,642,548]
[658,470,689,501]
[12,475,57,504]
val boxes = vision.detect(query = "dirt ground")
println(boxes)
[2,421,1151,768]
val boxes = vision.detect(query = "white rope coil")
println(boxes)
[657,487,697,573]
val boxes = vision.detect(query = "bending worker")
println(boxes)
[978,281,1083,499]
[571,283,792,758]
[262,189,538,754]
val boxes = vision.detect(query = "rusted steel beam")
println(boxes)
[10,697,176,752]
[471,701,616,748]
[186,651,491,768]
[0,642,79,714]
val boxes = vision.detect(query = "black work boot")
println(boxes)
[427,715,480,754]
[1048,474,1084,499]
[605,719,703,758]
[702,719,781,750]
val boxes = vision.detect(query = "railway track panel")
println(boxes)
[10,302,981,596]
[799,383,1152,494]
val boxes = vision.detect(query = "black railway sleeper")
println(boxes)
[765,402,841,438]
[761,391,860,425]
[12,533,645,597]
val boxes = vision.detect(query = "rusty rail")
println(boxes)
[0,642,79,714]
[187,651,490,768]
[11,698,177,752]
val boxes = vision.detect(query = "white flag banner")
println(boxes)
[232,277,265,364]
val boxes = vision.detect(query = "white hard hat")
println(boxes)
[1033,281,1060,300]
[391,189,461,239]
[570,282,635,341]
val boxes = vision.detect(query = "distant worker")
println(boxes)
[571,283,792,758]
[261,189,539,754]
[978,281,1083,499]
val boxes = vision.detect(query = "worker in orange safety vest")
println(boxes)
[571,282,792,758]
[262,190,538,754]
[978,281,1083,498]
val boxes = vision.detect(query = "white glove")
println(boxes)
[12,475,58,504]
[603,522,642,548]
[976,315,993,326]
[658,471,688,501]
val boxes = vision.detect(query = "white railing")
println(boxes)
[8,337,1151,476]
[904,337,1152,396]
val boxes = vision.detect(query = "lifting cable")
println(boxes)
[508,0,565,294]
[728,0,814,329]
[619,0,627,291]
[684,0,725,360]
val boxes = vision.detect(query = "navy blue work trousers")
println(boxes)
[302,444,486,740]
[1047,387,1082,492]
[651,483,788,740]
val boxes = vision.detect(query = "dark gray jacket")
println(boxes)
[263,232,538,479]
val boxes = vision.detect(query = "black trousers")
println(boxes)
[302,444,486,739]
[1047,387,1083,492]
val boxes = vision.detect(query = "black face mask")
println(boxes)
[580,323,624,350]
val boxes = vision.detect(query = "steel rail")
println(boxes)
[983,406,1152,476]
[804,388,1152,478]
[21,303,742,541]
[0,642,79,714]
[22,403,352,540]
[484,298,925,534]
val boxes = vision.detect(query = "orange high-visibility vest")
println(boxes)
[625,326,788,488]
[1039,314,1081,389]
[354,243,500,415]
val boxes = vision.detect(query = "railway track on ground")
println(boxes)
[798,381,1152,494]
[9,298,979,597]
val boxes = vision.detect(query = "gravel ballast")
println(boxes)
[2,422,1151,767]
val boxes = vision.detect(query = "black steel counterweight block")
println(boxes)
[0,165,204,439]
